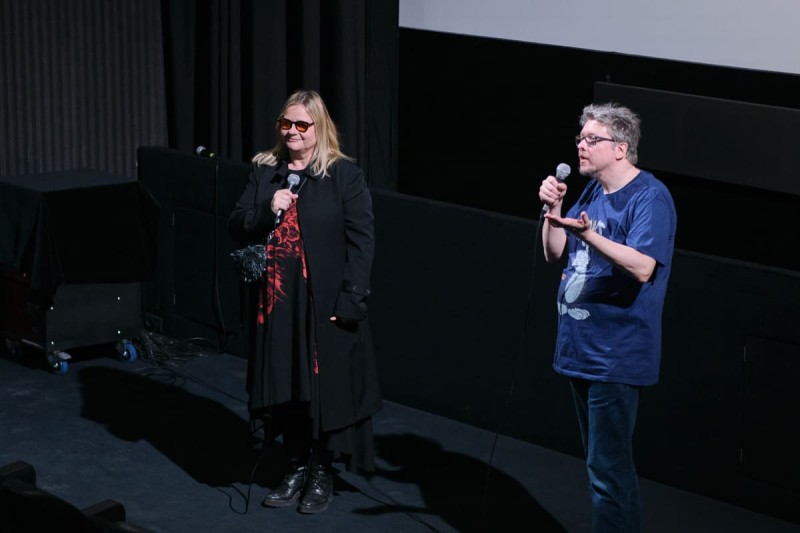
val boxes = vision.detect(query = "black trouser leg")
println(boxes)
[261,403,312,508]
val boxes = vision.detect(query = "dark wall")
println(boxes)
[397,29,800,273]
[369,189,800,525]
[138,147,800,524]
[136,147,252,355]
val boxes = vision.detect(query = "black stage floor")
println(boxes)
[1,336,797,532]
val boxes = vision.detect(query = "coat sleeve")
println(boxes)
[333,166,375,321]
[227,164,277,243]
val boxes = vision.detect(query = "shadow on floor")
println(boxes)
[77,365,284,488]
[351,433,567,532]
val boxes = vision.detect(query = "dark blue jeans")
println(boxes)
[570,378,642,533]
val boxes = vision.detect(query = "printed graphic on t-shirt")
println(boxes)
[558,218,606,321]
[559,246,590,320]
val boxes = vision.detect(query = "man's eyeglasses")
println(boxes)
[278,118,314,133]
[575,134,615,148]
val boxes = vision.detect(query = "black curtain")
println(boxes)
[0,0,168,179]
[162,0,398,190]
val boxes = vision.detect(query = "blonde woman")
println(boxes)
[228,89,381,514]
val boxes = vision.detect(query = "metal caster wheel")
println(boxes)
[115,340,138,362]
[46,351,71,374]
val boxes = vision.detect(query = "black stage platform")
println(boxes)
[1,337,797,532]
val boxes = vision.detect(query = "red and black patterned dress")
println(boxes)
[249,201,317,413]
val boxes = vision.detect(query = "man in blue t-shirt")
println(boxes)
[538,102,677,533]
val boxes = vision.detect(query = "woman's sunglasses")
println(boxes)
[278,117,314,133]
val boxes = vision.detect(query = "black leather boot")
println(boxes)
[297,464,333,513]
[261,465,307,508]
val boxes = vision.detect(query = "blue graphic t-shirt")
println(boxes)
[553,170,677,386]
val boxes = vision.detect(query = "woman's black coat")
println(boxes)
[227,158,382,432]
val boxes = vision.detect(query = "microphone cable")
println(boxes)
[479,164,570,515]
[242,173,307,514]
[212,154,228,353]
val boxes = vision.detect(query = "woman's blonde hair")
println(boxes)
[252,89,352,177]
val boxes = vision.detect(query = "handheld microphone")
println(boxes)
[541,163,571,214]
[195,145,216,158]
[274,173,301,225]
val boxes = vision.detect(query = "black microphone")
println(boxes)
[274,173,301,225]
[541,163,571,214]
[195,145,216,158]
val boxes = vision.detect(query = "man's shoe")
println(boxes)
[261,467,307,508]
[297,465,333,513]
